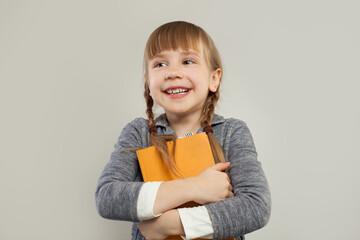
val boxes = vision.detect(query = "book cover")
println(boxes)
[137,132,215,182]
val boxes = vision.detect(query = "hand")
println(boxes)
[190,162,233,204]
[137,209,184,240]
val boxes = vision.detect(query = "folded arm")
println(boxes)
[153,162,233,215]
[137,160,233,239]
[204,121,271,239]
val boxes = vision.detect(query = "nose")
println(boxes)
[165,63,184,80]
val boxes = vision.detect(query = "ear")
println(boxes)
[209,68,221,92]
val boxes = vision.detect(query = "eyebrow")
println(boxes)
[152,53,166,59]
[180,50,200,57]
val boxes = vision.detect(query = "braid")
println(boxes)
[144,82,155,126]
[143,82,179,175]
[201,92,226,164]
[201,90,220,126]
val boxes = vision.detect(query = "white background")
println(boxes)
[1,0,359,239]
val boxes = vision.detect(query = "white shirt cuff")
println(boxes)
[178,206,214,239]
[137,181,163,220]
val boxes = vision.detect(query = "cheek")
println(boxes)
[148,79,158,91]
[148,72,161,86]
[147,79,160,98]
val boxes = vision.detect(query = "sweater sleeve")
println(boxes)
[95,119,145,222]
[204,120,271,239]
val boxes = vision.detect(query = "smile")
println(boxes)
[163,88,191,99]
[164,88,189,95]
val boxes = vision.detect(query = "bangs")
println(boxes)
[145,21,203,61]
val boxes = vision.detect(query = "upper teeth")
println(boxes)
[166,88,188,94]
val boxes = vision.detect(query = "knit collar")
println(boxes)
[154,113,225,128]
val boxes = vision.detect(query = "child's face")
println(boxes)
[146,43,221,119]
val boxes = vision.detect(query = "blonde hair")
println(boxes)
[144,21,226,174]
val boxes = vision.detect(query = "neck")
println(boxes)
[166,112,203,138]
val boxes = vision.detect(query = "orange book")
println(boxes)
[137,132,214,182]
[136,132,235,240]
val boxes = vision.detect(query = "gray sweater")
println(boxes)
[95,114,271,239]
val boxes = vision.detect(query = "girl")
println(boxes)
[96,21,271,240]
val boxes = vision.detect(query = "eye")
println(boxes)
[183,59,195,65]
[154,62,166,68]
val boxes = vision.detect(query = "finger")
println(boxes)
[210,162,230,171]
